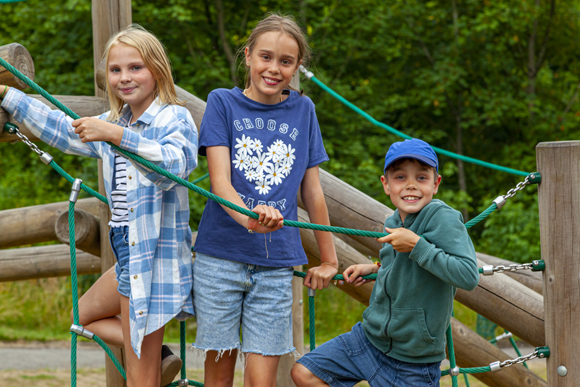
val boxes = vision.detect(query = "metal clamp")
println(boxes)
[449,366,460,376]
[178,379,189,387]
[70,324,94,340]
[299,65,314,79]
[482,265,494,276]
[532,260,545,272]
[494,331,513,342]
[69,178,83,203]
[490,361,501,372]
[493,196,507,210]
[308,288,316,297]
[3,122,18,134]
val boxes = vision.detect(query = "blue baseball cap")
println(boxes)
[383,139,439,173]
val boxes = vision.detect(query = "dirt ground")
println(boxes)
[0,363,546,387]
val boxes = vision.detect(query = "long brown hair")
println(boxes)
[238,13,311,91]
[102,24,183,122]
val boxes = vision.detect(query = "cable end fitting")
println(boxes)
[3,122,18,134]
[178,379,189,387]
[308,288,316,297]
[532,260,545,272]
[536,346,550,358]
[40,152,53,165]
[527,172,541,185]
[482,265,494,276]
[70,324,94,340]
[490,361,501,372]
[449,366,460,376]
[299,65,314,79]
[69,178,83,203]
[493,196,506,210]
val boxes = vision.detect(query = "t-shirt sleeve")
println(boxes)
[306,100,329,169]
[199,90,230,156]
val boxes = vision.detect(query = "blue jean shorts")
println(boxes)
[192,252,295,357]
[297,322,441,387]
[109,226,131,298]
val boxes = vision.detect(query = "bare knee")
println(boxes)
[291,363,325,387]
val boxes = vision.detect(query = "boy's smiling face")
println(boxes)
[382,159,442,223]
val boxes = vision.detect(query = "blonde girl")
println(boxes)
[0,25,197,387]
[193,13,338,387]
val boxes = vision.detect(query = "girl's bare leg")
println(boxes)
[203,350,238,387]
[73,267,123,347]
[244,353,280,387]
[120,294,165,387]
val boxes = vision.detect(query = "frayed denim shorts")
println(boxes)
[192,252,295,358]
[297,322,442,387]
[109,226,131,298]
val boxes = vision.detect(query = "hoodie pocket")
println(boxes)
[387,308,438,357]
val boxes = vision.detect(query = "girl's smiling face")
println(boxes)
[108,43,156,117]
[382,159,442,223]
[244,31,301,104]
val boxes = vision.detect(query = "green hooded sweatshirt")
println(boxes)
[362,199,479,364]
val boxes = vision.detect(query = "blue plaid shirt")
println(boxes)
[2,88,198,357]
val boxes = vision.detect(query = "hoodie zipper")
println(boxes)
[383,218,407,354]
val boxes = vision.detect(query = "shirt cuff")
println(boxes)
[1,87,25,114]
[409,237,434,265]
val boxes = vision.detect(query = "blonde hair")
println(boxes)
[102,24,182,122]
[239,13,312,90]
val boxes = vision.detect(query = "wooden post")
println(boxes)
[55,209,101,257]
[92,2,131,386]
[0,43,34,89]
[537,141,580,385]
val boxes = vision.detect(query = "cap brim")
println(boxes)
[384,154,437,172]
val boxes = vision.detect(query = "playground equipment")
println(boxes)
[1,2,579,387]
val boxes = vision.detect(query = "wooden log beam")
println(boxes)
[0,94,109,143]
[55,208,101,257]
[0,198,100,249]
[0,244,100,282]
[455,258,545,347]
[537,141,580,385]
[0,43,34,90]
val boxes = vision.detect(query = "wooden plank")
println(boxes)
[0,95,109,143]
[537,141,580,385]
[0,198,100,249]
[0,244,100,282]
[0,43,35,89]
[92,2,131,386]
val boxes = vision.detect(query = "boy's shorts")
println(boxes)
[297,322,441,387]
[192,252,295,358]
[109,226,131,298]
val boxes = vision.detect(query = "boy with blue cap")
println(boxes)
[292,139,479,387]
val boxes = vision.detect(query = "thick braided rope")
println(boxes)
[51,161,108,203]
[180,321,187,380]
[445,324,459,386]
[465,203,497,229]
[441,366,491,376]
[0,0,26,3]
[309,295,316,352]
[69,201,78,387]
[302,71,530,177]
[93,335,127,379]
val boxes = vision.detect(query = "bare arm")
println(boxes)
[301,166,339,289]
[207,146,283,233]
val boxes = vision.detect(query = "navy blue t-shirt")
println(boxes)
[194,87,329,267]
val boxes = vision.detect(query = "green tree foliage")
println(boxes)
[1,0,578,340]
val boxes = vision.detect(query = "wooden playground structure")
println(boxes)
[0,1,579,386]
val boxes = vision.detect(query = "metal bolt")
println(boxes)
[557,366,567,376]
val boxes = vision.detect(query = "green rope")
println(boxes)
[180,321,187,380]
[93,334,127,380]
[309,294,316,352]
[0,0,26,3]
[50,160,108,204]
[440,366,491,376]
[293,270,377,281]
[69,201,78,387]
[465,203,497,229]
[302,72,530,177]
[445,323,459,387]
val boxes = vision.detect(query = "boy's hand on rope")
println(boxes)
[72,117,124,145]
[378,227,420,253]
[343,264,378,286]
[304,264,338,290]
[246,204,284,233]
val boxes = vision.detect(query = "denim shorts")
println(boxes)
[192,252,295,358]
[297,322,441,387]
[109,226,131,298]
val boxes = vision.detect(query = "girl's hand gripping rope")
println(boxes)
[304,262,338,290]
[343,264,378,287]
[72,117,124,145]
[246,204,284,233]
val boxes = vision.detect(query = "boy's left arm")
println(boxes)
[120,116,199,190]
[410,208,479,290]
